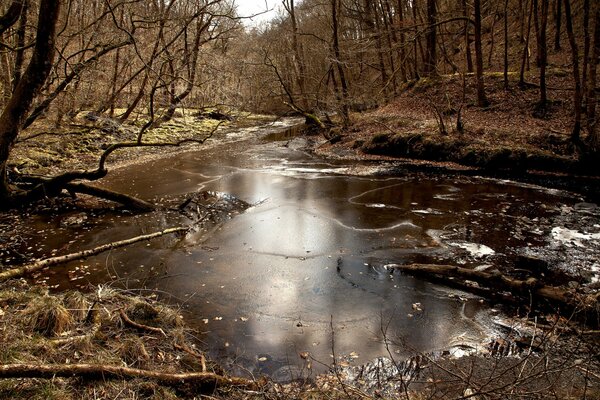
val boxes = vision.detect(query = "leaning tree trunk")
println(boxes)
[0,0,60,204]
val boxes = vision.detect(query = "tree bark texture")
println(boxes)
[0,0,60,200]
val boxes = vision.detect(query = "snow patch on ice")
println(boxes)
[551,227,600,248]
[449,242,496,257]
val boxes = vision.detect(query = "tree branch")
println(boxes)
[0,226,188,283]
[0,363,259,390]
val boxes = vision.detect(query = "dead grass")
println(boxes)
[0,281,230,399]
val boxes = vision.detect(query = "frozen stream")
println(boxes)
[20,120,600,379]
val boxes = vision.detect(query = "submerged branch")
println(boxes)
[390,263,599,316]
[0,226,189,283]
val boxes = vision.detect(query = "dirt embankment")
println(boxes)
[313,71,600,199]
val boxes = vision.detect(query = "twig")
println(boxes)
[329,315,352,399]
[174,343,207,372]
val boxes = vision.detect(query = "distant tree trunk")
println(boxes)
[520,0,535,87]
[396,0,408,82]
[284,0,309,110]
[370,1,390,95]
[533,0,541,67]
[331,0,350,125]
[412,0,421,78]
[381,0,398,94]
[109,48,121,118]
[0,0,60,201]
[424,0,437,76]
[539,0,549,105]
[474,0,489,106]
[554,0,562,50]
[587,4,600,152]
[504,0,509,89]
[582,0,591,108]
[563,0,582,142]
[462,0,474,73]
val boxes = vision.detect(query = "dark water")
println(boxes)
[22,121,597,379]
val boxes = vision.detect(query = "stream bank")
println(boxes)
[1,115,600,398]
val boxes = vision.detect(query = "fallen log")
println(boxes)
[0,363,259,390]
[65,182,155,211]
[0,226,188,283]
[389,263,599,312]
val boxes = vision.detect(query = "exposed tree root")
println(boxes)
[0,226,188,283]
[174,343,207,372]
[119,308,167,337]
[0,363,259,390]
[389,263,599,319]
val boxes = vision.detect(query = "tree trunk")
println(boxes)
[520,0,534,87]
[396,0,408,82]
[504,0,509,89]
[539,0,549,105]
[0,0,60,202]
[582,0,591,108]
[0,0,23,35]
[474,0,489,107]
[533,0,541,67]
[424,0,437,76]
[564,0,582,142]
[331,0,350,125]
[462,0,474,73]
[12,0,27,90]
[286,0,309,110]
[588,4,600,151]
[554,0,562,50]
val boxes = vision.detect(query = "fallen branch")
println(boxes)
[65,182,155,211]
[389,263,598,312]
[0,363,259,390]
[119,308,167,337]
[0,226,189,283]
